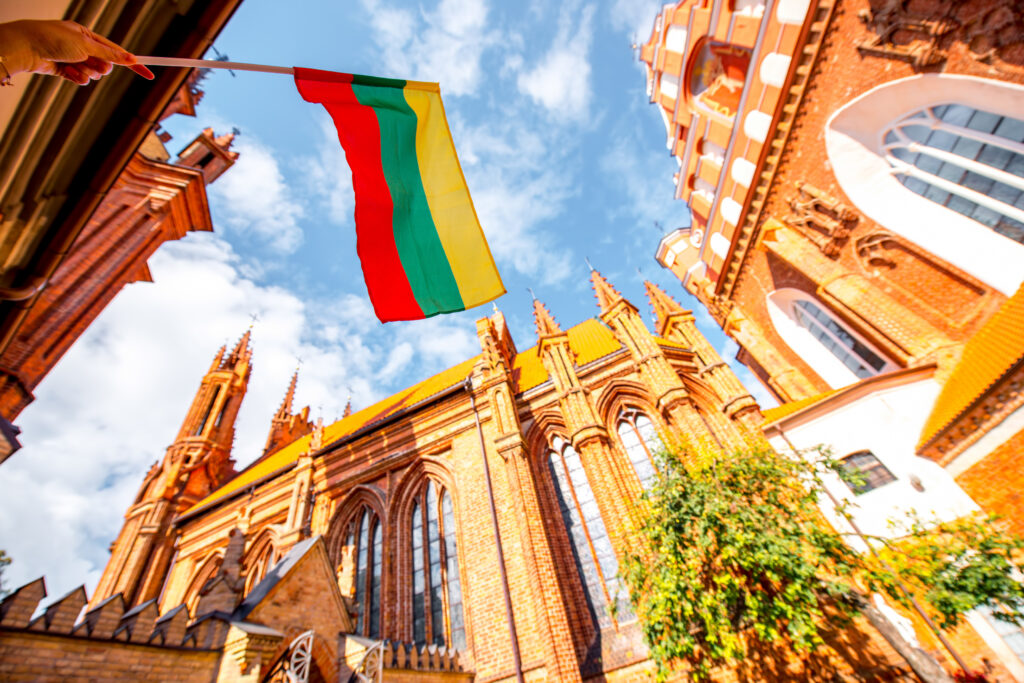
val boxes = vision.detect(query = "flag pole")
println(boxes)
[136,56,294,75]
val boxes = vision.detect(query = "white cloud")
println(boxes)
[0,233,490,601]
[454,119,574,283]
[306,115,355,227]
[210,138,305,253]
[599,132,691,251]
[516,5,595,121]
[359,0,499,97]
[609,0,663,41]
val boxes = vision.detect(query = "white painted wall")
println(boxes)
[767,377,1024,678]
[766,377,978,550]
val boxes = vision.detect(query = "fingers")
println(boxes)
[82,55,113,77]
[128,63,155,80]
[53,56,116,86]
[83,27,153,79]
[53,63,90,86]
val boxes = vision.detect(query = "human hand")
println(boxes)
[0,19,154,85]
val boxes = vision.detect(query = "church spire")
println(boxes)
[208,344,227,372]
[90,334,252,611]
[590,268,625,315]
[263,368,312,457]
[533,298,562,338]
[276,369,298,419]
[224,328,251,369]
[644,280,686,334]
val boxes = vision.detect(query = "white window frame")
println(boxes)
[882,105,1024,237]
[825,74,1024,296]
[766,289,893,389]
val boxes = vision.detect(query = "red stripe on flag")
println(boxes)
[294,68,423,322]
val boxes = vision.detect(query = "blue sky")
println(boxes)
[0,0,774,599]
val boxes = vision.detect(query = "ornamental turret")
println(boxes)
[644,281,760,426]
[263,369,313,457]
[90,332,252,610]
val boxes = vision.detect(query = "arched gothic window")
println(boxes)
[184,554,222,618]
[616,409,661,489]
[243,541,278,595]
[884,104,1024,245]
[547,436,630,629]
[410,480,465,650]
[767,289,891,389]
[792,300,887,380]
[346,506,383,638]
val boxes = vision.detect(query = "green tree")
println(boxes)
[620,444,1024,682]
[0,549,11,599]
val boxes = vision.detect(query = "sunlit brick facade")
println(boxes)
[644,0,1024,677]
[1,273,945,681]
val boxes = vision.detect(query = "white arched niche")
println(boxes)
[766,289,893,389]
[825,74,1024,296]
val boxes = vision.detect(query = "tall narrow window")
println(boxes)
[547,436,630,629]
[792,300,887,379]
[884,104,1024,244]
[194,387,221,436]
[243,542,277,594]
[617,410,661,489]
[346,506,382,637]
[410,479,465,649]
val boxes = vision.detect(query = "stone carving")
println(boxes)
[855,232,898,270]
[857,2,954,67]
[784,182,859,258]
[857,1,1024,68]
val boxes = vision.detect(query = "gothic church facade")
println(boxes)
[76,273,775,681]
[641,0,1024,676]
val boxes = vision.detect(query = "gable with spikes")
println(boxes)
[264,370,313,457]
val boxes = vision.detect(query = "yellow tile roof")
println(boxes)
[183,318,629,518]
[512,318,625,392]
[761,388,840,425]
[919,283,1024,450]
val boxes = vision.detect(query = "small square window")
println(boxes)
[839,451,897,495]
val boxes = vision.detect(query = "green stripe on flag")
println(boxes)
[351,73,408,89]
[351,83,465,315]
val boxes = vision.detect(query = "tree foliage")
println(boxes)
[0,549,11,599]
[620,444,1024,680]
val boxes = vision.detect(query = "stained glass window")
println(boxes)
[617,410,661,489]
[410,480,465,649]
[347,507,382,637]
[547,437,630,629]
[792,300,887,379]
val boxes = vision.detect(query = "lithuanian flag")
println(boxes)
[294,68,505,323]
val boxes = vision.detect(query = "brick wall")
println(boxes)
[0,629,221,682]
[955,424,1024,537]
[714,0,1017,398]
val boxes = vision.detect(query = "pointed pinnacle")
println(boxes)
[590,269,624,314]
[276,370,298,418]
[214,130,235,149]
[644,280,685,328]
[210,344,227,370]
[226,328,252,366]
[533,298,562,337]
[342,398,353,418]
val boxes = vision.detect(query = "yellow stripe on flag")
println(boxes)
[402,86,505,308]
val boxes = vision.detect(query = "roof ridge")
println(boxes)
[918,283,1024,450]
